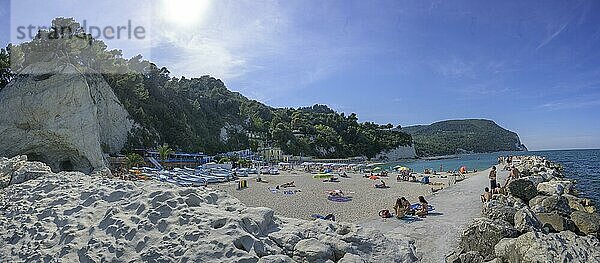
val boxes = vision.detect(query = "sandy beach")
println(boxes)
[214,169,474,223]
[359,167,507,262]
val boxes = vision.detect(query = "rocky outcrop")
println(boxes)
[536,180,574,196]
[528,195,571,216]
[513,207,542,233]
[0,62,132,173]
[450,156,600,262]
[0,155,52,188]
[374,145,416,161]
[536,211,576,232]
[506,179,538,203]
[494,231,600,263]
[0,158,417,262]
[458,218,518,261]
[571,211,600,237]
[482,200,517,225]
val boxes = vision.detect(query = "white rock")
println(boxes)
[293,238,334,263]
[338,253,365,263]
[495,231,600,262]
[0,62,132,173]
[258,255,296,263]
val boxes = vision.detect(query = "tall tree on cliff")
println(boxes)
[0,46,13,91]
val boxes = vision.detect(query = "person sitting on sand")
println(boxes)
[400,197,413,215]
[394,198,406,218]
[374,180,387,188]
[415,196,429,217]
[327,189,344,197]
[481,187,492,203]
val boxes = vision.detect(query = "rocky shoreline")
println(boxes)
[0,156,417,262]
[447,156,600,263]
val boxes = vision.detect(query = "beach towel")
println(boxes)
[327,195,352,202]
[283,190,296,196]
[410,204,435,212]
[268,187,278,194]
[374,184,389,189]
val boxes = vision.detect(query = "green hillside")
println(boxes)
[0,18,412,159]
[402,119,527,157]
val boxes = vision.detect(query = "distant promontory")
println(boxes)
[401,119,527,157]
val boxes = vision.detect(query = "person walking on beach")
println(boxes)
[489,166,497,193]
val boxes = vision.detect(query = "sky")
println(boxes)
[1,0,599,150]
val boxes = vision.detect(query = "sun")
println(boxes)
[161,0,211,27]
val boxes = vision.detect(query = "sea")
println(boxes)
[384,149,600,207]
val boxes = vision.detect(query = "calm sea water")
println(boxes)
[385,149,600,206]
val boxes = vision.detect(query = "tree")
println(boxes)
[0,46,14,90]
[125,153,145,168]
[157,144,173,165]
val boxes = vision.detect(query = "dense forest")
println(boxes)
[0,18,412,159]
[401,119,527,156]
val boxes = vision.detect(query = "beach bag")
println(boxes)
[379,209,392,218]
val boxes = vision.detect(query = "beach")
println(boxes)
[214,169,476,223]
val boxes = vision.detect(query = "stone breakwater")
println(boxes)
[0,156,417,263]
[447,156,600,263]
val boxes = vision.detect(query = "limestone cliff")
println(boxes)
[374,145,417,161]
[0,62,132,173]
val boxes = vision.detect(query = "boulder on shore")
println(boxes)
[0,62,132,173]
[536,181,574,196]
[536,211,576,233]
[506,179,538,203]
[494,231,600,263]
[528,195,571,216]
[0,155,52,188]
[571,211,600,237]
[513,207,542,233]
[482,200,517,225]
[458,218,518,261]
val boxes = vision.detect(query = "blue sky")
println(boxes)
[1,0,600,150]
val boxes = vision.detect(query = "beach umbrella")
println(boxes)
[373,167,381,171]
[393,165,403,169]
[460,166,467,173]
[369,175,379,180]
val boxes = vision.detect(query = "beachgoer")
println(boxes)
[400,197,413,215]
[481,187,492,203]
[328,190,344,197]
[394,198,405,218]
[280,181,295,188]
[416,196,429,217]
[510,166,520,179]
[375,180,387,188]
[489,166,497,193]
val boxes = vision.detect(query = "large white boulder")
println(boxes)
[495,231,600,263]
[0,62,132,173]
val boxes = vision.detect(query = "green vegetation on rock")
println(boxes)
[402,119,527,157]
[1,18,412,159]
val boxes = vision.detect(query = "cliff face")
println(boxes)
[0,62,132,173]
[375,145,417,161]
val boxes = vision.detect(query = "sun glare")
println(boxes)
[162,0,210,27]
